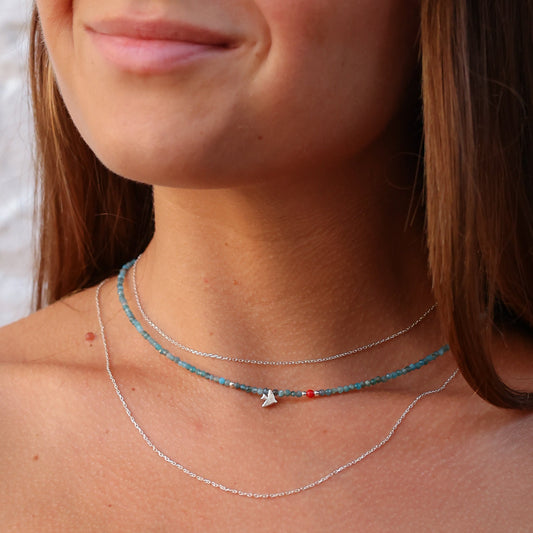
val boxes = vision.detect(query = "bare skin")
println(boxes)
[1,281,532,532]
[1,158,533,530]
[1,1,532,530]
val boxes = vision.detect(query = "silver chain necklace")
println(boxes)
[97,280,458,499]
[131,257,437,366]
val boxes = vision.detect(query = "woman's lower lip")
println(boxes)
[88,31,230,74]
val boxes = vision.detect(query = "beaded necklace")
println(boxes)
[117,261,449,408]
[98,278,458,498]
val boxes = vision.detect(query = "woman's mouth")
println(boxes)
[85,18,238,74]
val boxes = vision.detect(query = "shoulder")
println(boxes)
[455,324,533,493]
[0,284,122,528]
[0,284,109,426]
[0,286,100,364]
[0,283,105,430]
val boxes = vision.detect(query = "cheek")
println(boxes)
[36,0,73,45]
[35,1,79,128]
[243,0,420,161]
[35,0,420,187]
[258,0,420,114]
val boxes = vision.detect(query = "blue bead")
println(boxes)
[116,262,451,407]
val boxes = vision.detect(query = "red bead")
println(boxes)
[306,389,315,398]
[85,332,96,342]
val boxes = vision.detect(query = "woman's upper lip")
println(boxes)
[85,18,238,47]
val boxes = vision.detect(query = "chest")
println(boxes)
[7,424,530,533]
[4,371,532,532]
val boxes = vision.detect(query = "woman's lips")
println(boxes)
[85,18,237,74]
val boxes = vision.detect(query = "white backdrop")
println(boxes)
[0,0,34,326]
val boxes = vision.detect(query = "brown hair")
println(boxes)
[30,9,154,306]
[30,2,532,409]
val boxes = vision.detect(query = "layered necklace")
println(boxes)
[97,258,458,498]
[97,277,457,499]
[117,258,448,408]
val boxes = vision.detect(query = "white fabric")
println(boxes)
[0,0,34,326]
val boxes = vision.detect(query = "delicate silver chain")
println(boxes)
[97,280,457,499]
[131,257,437,366]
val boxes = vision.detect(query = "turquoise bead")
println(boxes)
[116,261,449,404]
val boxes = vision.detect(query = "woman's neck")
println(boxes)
[134,147,443,369]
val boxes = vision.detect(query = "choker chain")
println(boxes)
[131,255,437,366]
